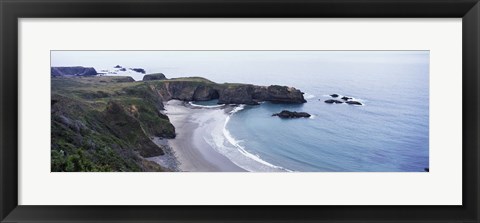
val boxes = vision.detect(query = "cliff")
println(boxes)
[51,66,98,77]
[150,77,306,105]
[51,76,174,172]
[51,74,306,172]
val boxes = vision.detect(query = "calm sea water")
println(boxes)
[52,51,429,172]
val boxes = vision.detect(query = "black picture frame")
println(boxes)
[1,0,479,222]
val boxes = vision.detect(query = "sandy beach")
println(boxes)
[159,100,246,172]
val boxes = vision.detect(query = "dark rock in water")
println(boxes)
[272,110,311,118]
[130,68,146,74]
[341,96,352,101]
[143,73,167,81]
[424,168,429,172]
[330,94,339,98]
[119,68,127,71]
[346,101,363,105]
[114,65,122,68]
[51,66,98,77]
[324,99,343,104]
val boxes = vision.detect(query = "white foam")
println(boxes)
[188,101,224,109]
[229,104,246,114]
[304,93,316,99]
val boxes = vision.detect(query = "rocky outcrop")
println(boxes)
[150,79,306,105]
[272,110,311,118]
[252,85,307,104]
[324,99,343,104]
[193,85,220,101]
[341,96,352,101]
[219,85,258,105]
[346,101,362,105]
[330,94,339,98]
[218,85,306,105]
[114,65,122,68]
[51,66,98,77]
[154,81,206,101]
[143,73,167,81]
[130,68,146,74]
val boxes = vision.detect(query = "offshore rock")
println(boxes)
[272,110,311,118]
[346,101,363,105]
[330,94,339,98]
[324,99,344,104]
[130,68,146,74]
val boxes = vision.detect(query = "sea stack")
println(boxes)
[324,99,343,104]
[272,110,311,118]
[346,101,363,105]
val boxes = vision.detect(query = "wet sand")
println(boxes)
[162,100,245,172]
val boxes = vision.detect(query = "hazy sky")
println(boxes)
[51,51,429,82]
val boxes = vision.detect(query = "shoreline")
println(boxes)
[159,100,246,172]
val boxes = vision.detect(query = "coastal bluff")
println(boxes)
[152,77,307,105]
[51,66,98,77]
[50,74,306,172]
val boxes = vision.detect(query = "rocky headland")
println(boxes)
[51,69,306,172]
[51,66,98,77]
[151,77,306,105]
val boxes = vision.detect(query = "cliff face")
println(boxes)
[51,75,306,172]
[219,84,306,105]
[51,76,175,172]
[51,66,98,77]
[149,78,306,105]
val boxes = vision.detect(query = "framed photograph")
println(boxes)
[1,0,479,222]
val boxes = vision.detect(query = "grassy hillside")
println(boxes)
[51,76,175,172]
[51,75,305,171]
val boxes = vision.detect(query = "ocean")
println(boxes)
[52,51,430,172]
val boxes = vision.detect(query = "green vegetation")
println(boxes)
[51,75,266,172]
[51,76,173,172]
[167,76,216,84]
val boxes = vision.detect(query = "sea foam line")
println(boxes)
[304,93,316,99]
[188,101,224,109]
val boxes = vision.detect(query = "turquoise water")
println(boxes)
[53,51,429,172]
